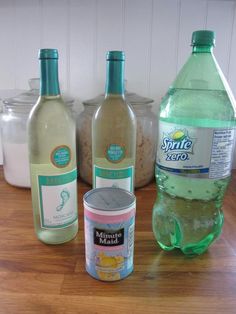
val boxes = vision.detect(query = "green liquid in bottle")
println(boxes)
[152,31,236,255]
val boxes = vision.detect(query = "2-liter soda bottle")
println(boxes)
[152,30,236,255]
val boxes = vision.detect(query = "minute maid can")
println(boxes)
[83,187,136,281]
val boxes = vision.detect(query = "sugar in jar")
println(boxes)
[1,78,75,187]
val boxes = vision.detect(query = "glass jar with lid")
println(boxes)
[1,78,75,188]
[77,91,157,188]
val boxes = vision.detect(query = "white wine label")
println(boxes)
[51,145,71,168]
[157,121,235,179]
[93,165,134,192]
[37,169,78,229]
[106,144,125,163]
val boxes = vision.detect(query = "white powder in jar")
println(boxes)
[3,142,30,188]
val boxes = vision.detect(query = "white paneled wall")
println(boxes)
[0,0,236,165]
[1,0,236,102]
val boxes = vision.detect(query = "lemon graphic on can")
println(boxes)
[172,130,186,141]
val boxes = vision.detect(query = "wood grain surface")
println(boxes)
[0,166,235,314]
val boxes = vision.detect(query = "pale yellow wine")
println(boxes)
[28,49,78,244]
[92,51,136,192]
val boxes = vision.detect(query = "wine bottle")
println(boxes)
[28,49,78,244]
[92,51,136,192]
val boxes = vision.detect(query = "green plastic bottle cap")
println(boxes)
[106,51,125,61]
[191,30,215,46]
[39,49,58,59]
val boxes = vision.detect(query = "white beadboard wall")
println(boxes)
[0,0,236,166]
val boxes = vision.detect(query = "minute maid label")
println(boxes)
[38,169,78,229]
[93,165,133,192]
[157,121,235,179]
[94,228,125,246]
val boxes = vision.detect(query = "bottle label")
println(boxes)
[37,169,78,229]
[51,145,71,168]
[106,144,125,163]
[93,165,134,192]
[157,121,235,179]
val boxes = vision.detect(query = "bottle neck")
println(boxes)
[192,45,213,53]
[105,60,125,96]
[40,59,60,96]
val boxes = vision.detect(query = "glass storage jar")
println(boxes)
[77,92,157,188]
[1,78,74,188]
[0,89,25,165]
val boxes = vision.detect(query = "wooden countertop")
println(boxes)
[0,166,236,314]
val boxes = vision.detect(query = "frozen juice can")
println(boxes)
[83,187,136,281]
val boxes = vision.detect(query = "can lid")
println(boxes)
[191,30,215,46]
[83,187,135,212]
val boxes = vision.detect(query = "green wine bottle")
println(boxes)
[92,51,136,192]
[28,49,78,244]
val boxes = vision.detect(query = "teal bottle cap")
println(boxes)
[191,30,215,46]
[39,49,59,59]
[106,51,125,61]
